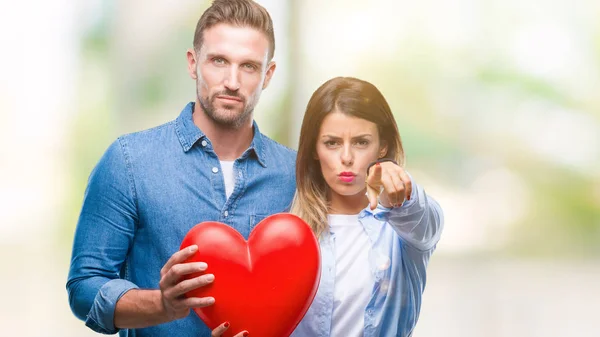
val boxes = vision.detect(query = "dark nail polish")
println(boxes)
[243,332,249,337]
[224,322,230,328]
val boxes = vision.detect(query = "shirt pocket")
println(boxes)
[249,213,270,232]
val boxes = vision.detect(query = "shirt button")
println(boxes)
[224,211,229,217]
[201,140,207,147]
[212,167,219,173]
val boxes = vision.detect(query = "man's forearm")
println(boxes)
[114,289,170,329]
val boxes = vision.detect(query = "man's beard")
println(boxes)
[198,89,253,129]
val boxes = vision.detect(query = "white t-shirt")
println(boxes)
[220,160,235,199]
[328,213,375,337]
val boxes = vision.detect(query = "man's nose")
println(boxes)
[223,66,240,91]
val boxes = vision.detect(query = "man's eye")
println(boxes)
[213,58,225,65]
[243,63,257,70]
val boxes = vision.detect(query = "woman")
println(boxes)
[215,76,443,337]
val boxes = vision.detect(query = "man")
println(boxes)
[66,1,296,336]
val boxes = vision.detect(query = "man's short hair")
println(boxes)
[193,0,275,60]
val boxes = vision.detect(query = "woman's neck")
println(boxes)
[328,189,369,215]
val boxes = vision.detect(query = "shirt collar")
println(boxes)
[175,102,268,167]
[357,205,390,242]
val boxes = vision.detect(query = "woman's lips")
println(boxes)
[338,172,356,183]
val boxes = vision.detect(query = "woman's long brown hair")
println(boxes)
[291,77,405,237]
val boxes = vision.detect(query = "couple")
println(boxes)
[66,1,443,336]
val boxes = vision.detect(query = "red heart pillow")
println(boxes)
[181,213,321,337]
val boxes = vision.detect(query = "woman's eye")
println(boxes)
[324,140,339,147]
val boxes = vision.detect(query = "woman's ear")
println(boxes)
[379,141,389,158]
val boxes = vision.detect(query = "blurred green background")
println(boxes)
[1,0,598,336]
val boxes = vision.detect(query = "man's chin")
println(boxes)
[212,111,251,128]
[218,104,242,112]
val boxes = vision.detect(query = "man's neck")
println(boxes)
[192,100,254,161]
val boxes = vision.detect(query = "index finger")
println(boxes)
[366,183,379,210]
[161,245,198,276]
[366,163,383,210]
[211,322,230,337]
[366,163,383,187]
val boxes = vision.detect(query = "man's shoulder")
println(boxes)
[115,120,178,151]
[116,102,192,148]
[260,133,297,161]
[119,120,176,142]
[101,120,180,164]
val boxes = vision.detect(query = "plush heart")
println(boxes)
[180,213,321,337]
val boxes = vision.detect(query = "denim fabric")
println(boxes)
[67,102,297,336]
[291,182,443,337]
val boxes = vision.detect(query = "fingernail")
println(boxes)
[224,322,230,328]
[198,262,207,269]
[205,274,215,282]
[243,332,249,337]
[189,245,197,252]
[207,297,215,304]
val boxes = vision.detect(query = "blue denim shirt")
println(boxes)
[291,182,443,337]
[67,102,297,336]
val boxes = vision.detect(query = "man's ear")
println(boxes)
[261,61,277,90]
[186,48,198,80]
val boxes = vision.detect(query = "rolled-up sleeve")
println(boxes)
[376,178,444,251]
[66,137,139,334]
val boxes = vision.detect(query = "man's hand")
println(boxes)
[366,162,412,210]
[113,245,216,328]
[159,245,216,321]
